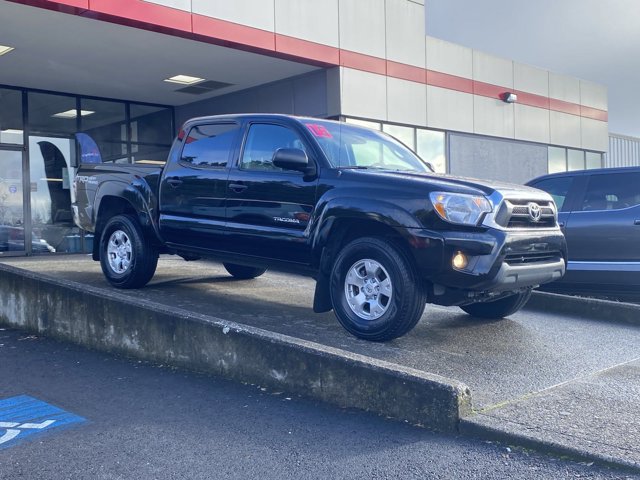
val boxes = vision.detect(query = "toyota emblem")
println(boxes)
[527,202,542,222]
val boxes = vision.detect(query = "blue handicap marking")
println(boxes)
[0,395,86,450]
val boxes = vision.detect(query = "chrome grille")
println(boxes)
[494,199,557,229]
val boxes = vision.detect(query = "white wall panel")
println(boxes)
[192,0,275,32]
[549,72,580,103]
[425,36,472,78]
[514,63,548,97]
[473,96,514,139]
[387,77,426,126]
[275,0,339,47]
[580,80,607,111]
[385,0,425,67]
[340,68,387,121]
[338,0,386,58]
[473,51,513,88]
[581,118,608,151]
[143,0,191,12]
[426,86,473,133]
[550,111,581,148]
[514,104,550,144]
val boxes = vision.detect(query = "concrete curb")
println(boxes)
[0,262,471,432]
[525,291,640,326]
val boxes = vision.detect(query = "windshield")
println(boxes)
[303,120,432,173]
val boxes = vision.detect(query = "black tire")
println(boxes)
[329,237,426,341]
[223,263,267,280]
[460,289,532,319]
[100,214,158,289]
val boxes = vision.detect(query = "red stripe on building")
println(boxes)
[275,35,339,66]
[192,14,275,52]
[580,105,608,122]
[472,81,505,100]
[386,61,426,84]
[426,70,473,94]
[549,98,582,116]
[340,50,386,76]
[514,91,550,109]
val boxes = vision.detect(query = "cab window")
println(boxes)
[180,123,239,168]
[240,124,307,172]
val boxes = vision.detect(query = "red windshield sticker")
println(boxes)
[305,123,333,139]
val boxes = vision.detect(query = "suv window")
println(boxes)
[240,124,307,172]
[530,176,574,211]
[180,123,239,168]
[581,172,640,211]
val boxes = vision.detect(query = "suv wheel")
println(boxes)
[330,237,426,341]
[223,263,267,280]
[100,214,158,289]
[460,289,532,319]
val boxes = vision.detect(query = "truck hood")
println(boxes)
[341,168,547,198]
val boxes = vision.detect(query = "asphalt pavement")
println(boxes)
[0,327,635,480]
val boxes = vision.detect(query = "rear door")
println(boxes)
[225,121,318,264]
[159,122,241,251]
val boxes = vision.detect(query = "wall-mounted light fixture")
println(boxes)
[502,92,518,103]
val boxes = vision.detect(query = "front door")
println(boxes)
[225,122,318,264]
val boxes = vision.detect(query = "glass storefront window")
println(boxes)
[28,92,77,136]
[0,150,26,254]
[548,147,566,173]
[586,151,602,169]
[0,88,23,145]
[130,104,173,145]
[416,129,446,173]
[567,149,585,171]
[80,98,127,163]
[383,124,415,151]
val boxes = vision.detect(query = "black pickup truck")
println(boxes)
[73,114,566,341]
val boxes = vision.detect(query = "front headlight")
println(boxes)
[429,192,492,226]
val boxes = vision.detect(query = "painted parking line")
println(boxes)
[0,395,86,450]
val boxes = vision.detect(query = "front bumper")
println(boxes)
[406,227,567,305]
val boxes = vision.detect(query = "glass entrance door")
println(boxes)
[0,148,26,255]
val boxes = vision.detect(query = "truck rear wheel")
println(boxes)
[100,214,158,289]
[223,263,267,280]
[329,237,426,341]
[460,289,532,319]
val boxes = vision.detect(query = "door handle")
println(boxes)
[229,182,248,192]
[166,177,183,187]
[558,221,565,228]
[634,219,640,225]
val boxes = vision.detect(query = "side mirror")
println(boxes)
[273,148,316,177]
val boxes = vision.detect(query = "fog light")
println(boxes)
[452,251,468,270]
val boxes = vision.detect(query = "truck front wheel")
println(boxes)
[460,289,532,319]
[329,237,426,341]
[100,214,158,289]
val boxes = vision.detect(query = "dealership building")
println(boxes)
[0,0,609,256]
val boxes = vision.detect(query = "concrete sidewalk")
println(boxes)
[1,255,639,471]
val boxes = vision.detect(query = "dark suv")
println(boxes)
[527,167,640,297]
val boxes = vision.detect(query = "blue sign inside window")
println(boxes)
[0,395,86,449]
